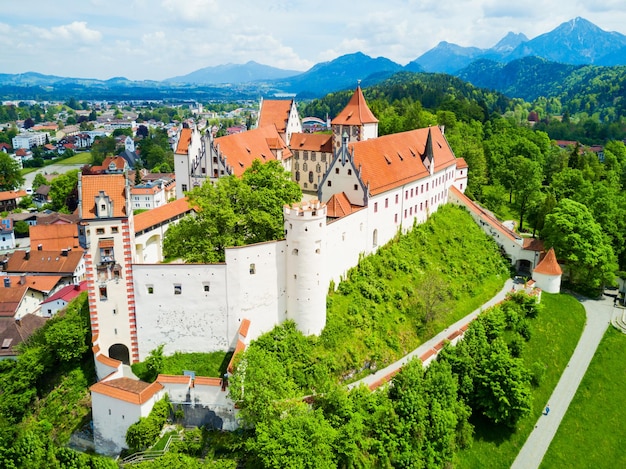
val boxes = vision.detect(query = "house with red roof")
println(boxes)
[40,280,87,317]
[257,98,302,145]
[0,314,47,360]
[0,274,63,319]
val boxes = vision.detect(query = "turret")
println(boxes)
[284,200,327,335]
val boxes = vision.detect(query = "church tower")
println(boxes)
[284,200,327,335]
[331,84,378,151]
[78,173,138,365]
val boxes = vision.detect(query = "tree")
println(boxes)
[91,136,117,166]
[164,160,301,263]
[145,345,164,381]
[33,173,48,190]
[49,170,79,212]
[543,198,618,289]
[23,117,35,129]
[508,156,543,231]
[0,153,25,191]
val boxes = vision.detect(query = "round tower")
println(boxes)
[284,200,327,335]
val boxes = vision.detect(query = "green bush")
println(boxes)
[126,397,171,452]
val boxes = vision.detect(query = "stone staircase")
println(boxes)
[611,305,626,334]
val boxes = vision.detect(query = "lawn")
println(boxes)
[56,151,93,164]
[132,351,232,382]
[456,293,586,468]
[540,326,626,468]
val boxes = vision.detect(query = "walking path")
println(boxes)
[348,278,515,390]
[510,294,614,469]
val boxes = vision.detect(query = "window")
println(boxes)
[147,285,154,294]
[303,162,308,171]
[410,188,414,197]
[374,202,378,213]
[316,164,321,172]
[96,228,105,235]
[174,284,182,295]
[395,194,399,204]
[182,184,188,192]
[111,226,118,234]
[303,151,309,160]
[335,168,339,174]
[250,263,256,274]
[100,204,106,211]
[309,172,314,183]
[311,152,316,161]
[385,198,388,208]
[404,209,407,218]
[99,285,107,300]
[353,184,358,190]
[394,214,398,223]
[113,308,117,315]
[421,184,424,194]
[348,169,352,175]
[203,283,210,292]
[292,248,299,255]
[295,162,299,170]
[373,229,378,247]
[327,180,332,187]
[321,154,326,162]
[295,171,300,182]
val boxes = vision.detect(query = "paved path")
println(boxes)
[22,163,84,190]
[348,278,515,390]
[511,294,614,469]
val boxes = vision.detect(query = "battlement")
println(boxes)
[283,199,327,218]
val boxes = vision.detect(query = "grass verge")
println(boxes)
[56,151,93,164]
[456,293,586,468]
[540,326,626,468]
[132,351,232,381]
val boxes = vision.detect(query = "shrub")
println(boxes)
[126,397,171,452]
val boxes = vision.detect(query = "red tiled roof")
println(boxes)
[456,157,468,169]
[0,284,27,317]
[523,238,544,252]
[350,126,456,196]
[29,224,80,250]
[80,174,128,219]
[258,100,292,134]
[0,314,47,356]
[42,281,87,305]
[326,192,361,218]
[289,133,332,152]
[102,156,127,171]
[175,128,193,155]
[227,339,246,373]
[134,197,193,233]
[90,377,163,405]
[215,125,291,177]
[96,353,121,368]
[156,374,192,385]
[534,248,562,276]
[331,86,378,126]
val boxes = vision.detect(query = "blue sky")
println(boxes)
[1,0,625,80]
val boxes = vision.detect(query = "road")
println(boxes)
[22,164,85,190]
[510,294,613,469]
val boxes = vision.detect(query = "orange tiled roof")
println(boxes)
[29,224,80,250]
[239,318,251,338]
[102,156,127,171]
[215,125,291,177]
[175,128,193,155]
[131,185,161,196]
[5,250,83,275]
[289,133,332,152]
[80,174,127,220]
[96,353,121,368]
[449,186,520,244]
[227,339,246,373]
[350,126,456,196]
[331,86,378,126]
[134,197,193,233]
[0,190,27,202]
[157,374,192,385]
[456,157,468,169]
[194,376,222,387]
[523,238,545,252]
[90,377,163,405]
[19,275,63,293]
[258,100,292,134]
[534,248,562,276]
[326,192,361,218]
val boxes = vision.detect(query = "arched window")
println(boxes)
[295,171,300,181]
[309,171,314,183]
[373,229,378,247]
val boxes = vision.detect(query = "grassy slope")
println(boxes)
[317,204,510,379]
[457,293,586,468]
[540,327,626,469]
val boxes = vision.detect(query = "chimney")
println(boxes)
[38,244,43,251]
[3,277,10,288]
[61,249,68,257]
[19,274,26,285]
[74,283,80,291]
[24,251,30,260]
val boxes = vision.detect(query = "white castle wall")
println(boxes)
[325,209,369,287]
[225,240,287,344]
[133,264,229,360]
[532,271,561,294]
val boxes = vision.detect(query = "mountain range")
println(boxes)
[1,17,625,102]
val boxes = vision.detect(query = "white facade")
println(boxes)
[12,132,48,150]
[532,271,561,294]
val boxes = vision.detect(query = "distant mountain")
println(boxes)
[273,52,404,97]
[411,17,626,74]
[408,41,486,74]
[165,60,300,85]
[506,17,626,64]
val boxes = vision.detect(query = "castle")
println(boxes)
[84,86,471,454]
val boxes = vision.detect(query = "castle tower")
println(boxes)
[284,200,327,335]
[78,173,139,365]
[331,84,378,151]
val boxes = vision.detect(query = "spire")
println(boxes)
[534,248,562,275]
[422,128,434,173]
[331,85,378,126]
